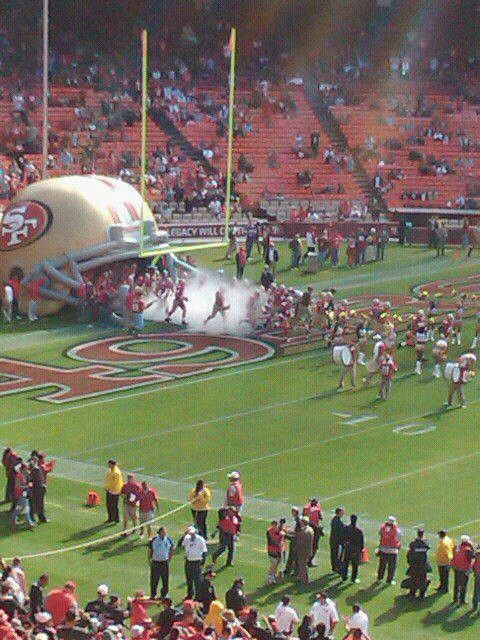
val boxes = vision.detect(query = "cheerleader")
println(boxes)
[355,321,368,365]
[432,339,448,378]
[452,304,464,346]
[471,310,480,349]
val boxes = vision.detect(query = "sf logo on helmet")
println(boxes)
[0,201,52,250]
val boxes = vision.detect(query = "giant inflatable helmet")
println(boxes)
[0,175,168,314]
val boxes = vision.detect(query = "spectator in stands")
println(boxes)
[267,150,279,169]
[45,581,78,626]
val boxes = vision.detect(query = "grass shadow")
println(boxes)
[62,522,114,543]
[375,593,439,626]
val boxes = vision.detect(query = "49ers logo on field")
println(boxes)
[0,200,52,251]
[0,333,273,404]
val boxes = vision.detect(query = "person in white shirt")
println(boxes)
[344,604,369,635]
[274,596,299,636]
[2,283,13,322]
[182,525,207,599]
[310,592,339,639]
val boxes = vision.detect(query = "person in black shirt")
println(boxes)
[196,567,216,615]
[329,507,346,573]
[0,584,24,619]
[297,615,313,640]
[155,598,176,639]
[341,514,365,584]
[57,610,95,640]
[225,577,246,615]
[405,529,430,599]
[103,595,128,626]
[85,584,109,616]
[30,455,49,523]
[29,574,49,619]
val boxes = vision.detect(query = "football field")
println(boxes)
[0,244,479,640]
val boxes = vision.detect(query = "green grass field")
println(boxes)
[1,244,479,640]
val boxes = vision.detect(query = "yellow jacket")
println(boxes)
[189,486,211,511]
[105,465,124,494]
[436,536,455,565]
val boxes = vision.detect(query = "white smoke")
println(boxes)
[144,271,265,335]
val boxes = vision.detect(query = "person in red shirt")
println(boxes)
[26,277,46,322]
[125,286,136,332]
[225,472,244,511]
[121,473,142,536]
[45,582,78,626]
[303,498,324,567]
[128,591,158,627]
[212,507,241,567]
[266,519,286,584]
[165,280,188,325]
[378,354,399,400]
[139,481,159,539]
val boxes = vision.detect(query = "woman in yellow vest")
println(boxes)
[189,479,211,538]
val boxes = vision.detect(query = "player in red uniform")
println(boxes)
[204,288,230,324]
[165,280,188,325]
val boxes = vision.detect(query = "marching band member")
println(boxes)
[445,353,476,409]
[363,334,387,385]
[355,321,368,366]
[432,339,448,378]
[378,352,399,400]
[337,341,358,391]
[472,310,480,349]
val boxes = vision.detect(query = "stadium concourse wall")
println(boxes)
[160,215,478,245]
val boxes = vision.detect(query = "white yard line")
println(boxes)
[320,450,480,503]
[179,416,402,480]
[448,518,480,532]
[66,393,330,457]
[0,349,325,431]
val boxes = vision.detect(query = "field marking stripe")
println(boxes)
[179,417,405,480]
[448,518,480,532]
[180,394,480,481]
[0,349,325,430]
[2,502,189,562]
[320,450,480,502]
[66,393,327,457]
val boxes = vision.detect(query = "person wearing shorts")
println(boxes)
[121,474,142,536]
[139,481,159,539]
